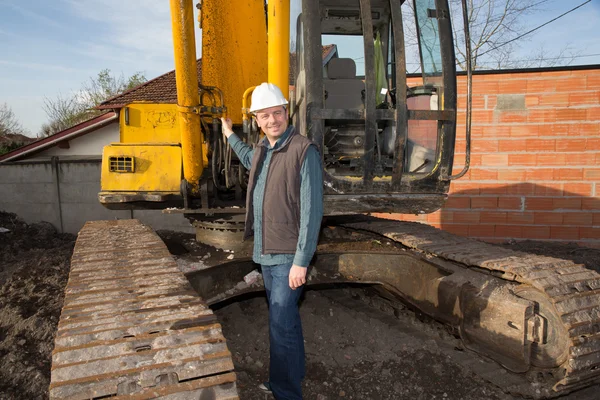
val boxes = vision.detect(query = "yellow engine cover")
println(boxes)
[119,103,209,168]
[101,143,182,192]
[120,103,181,144]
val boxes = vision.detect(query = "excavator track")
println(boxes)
[342,217,600,395]
[50,217,600,398]
[49,220,238,400]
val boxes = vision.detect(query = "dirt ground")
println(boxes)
[0,212,75,400]
[1,211,599,400]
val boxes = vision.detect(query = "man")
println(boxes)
[221,82,323,400]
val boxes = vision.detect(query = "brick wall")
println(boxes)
[379,66,600,247]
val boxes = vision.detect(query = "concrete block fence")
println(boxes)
[0,158,195,235]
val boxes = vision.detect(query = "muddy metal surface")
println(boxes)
[1,211,600,399]
[50,220,236,399]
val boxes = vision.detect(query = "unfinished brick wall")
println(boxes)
[379,66,600,247]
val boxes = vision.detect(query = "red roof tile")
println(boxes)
[0,133,35,146]
[322,44,336,59]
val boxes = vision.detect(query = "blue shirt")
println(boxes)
[228,127,323,266]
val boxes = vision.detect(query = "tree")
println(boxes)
[0,103,26,137]
[449,0,578,70]
[403,0,579,71]
[41,69,146,136]
[0,103,33,155]
[79,69,147,110]
[0,141,27,156]
[41,94,91,136]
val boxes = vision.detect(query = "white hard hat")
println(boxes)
[249,82,289,113]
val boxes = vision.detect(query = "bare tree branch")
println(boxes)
[41,69,146,136]
[0,103,27,137]
[450,0,579,70]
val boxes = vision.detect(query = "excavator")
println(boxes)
[49,0,600,399]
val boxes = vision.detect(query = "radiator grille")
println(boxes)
[109,156,134,173]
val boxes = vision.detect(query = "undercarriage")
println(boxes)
[50,217,600,399]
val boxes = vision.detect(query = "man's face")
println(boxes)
[254,105,289,141]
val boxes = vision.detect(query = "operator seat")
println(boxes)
[324,58,364,109]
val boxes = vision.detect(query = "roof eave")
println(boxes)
[0,112,118,163]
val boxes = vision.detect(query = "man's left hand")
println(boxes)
[289,264,307,290]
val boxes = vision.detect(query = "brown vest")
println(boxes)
[244,127,316,254]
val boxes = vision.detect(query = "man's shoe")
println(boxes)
[258,382,273,394]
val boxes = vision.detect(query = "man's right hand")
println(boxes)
[221,117,234,138]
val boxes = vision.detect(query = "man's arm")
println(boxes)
[289,145,323,289]
[221,117,254,170]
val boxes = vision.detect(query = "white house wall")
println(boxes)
[33,122,120,158]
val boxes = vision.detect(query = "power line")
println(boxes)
[402,52,600,65]
[469,53,600,66]
[344,1,596,68]
[477,0,592,58]
[456,52,600,66]
[354,50,600,65]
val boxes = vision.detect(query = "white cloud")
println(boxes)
[63,0,202,75]
[0,28,17,38]
[3,2,64,29]
[0,60,80,73]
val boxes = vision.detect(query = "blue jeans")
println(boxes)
[261,262,305,400]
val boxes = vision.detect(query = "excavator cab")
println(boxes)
[291,0,458,215]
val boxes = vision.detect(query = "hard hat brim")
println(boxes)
[249,100,289,114]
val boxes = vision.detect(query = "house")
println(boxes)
[0,133,36,152]
[0,60,206,232]
[0,112,118,162]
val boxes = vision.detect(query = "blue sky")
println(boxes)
[1,0,599,136]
